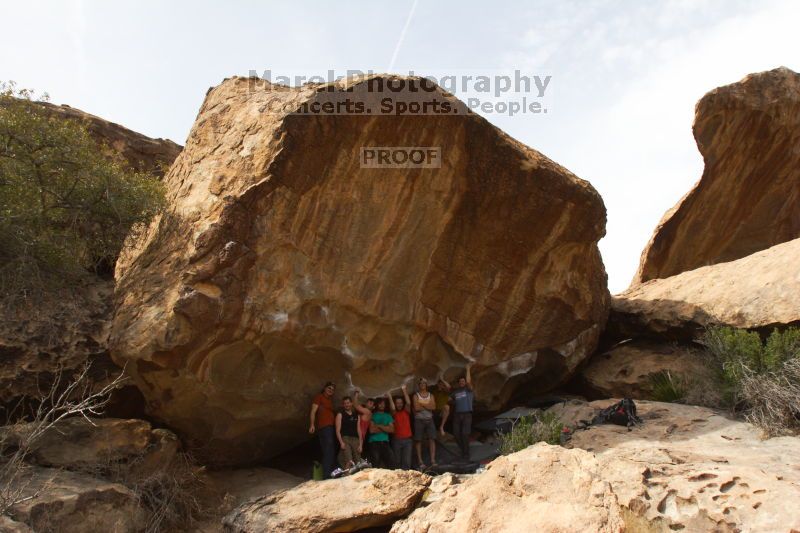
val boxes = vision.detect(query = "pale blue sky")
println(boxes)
[2,0,798,292]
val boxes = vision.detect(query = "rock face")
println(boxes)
[392,444,624,533]
[0,417,179,473]
[577,340,708,399]
[0,281,117,405]
[550,400,800,532]
[223,468,430,533]
[610,237,800,343]
[634,67,800,284]
[33,100,182,176]
[110,75,609,464]
[7,467,148,533]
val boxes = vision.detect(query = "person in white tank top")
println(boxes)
[412,378,437,468]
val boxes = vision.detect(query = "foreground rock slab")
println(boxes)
[398,401,800,532]
[392,444,624,533]
[634,67,800,284]
[7,466,148,533]
[609,237,800,342]
[551,400,800,532]
[111,74,609,464]
[223,468,430,532]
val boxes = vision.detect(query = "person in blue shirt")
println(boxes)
[441,363,474,461]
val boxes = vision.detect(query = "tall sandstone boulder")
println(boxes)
[110,75,609,465]
[633,67,800,285]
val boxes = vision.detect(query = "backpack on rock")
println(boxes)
[591,398,642,430]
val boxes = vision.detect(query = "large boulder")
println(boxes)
[223,468,430,532]
[609,237,800,343]
[550,400,800,532]
[110,75,609,464]
[634,67,800,285]
[392,444,624,533]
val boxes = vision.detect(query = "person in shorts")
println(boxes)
[335,396,362,469]
[412,377,437,469]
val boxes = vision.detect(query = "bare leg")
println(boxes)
[439,404,450,435]
[429,438,437,466]
[415,440,425,466]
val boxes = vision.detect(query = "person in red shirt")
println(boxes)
[309,381,337,478]
[388,384,413,470]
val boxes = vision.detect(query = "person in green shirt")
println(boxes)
[367,397,396,469]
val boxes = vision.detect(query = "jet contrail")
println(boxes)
[387,0,419,73]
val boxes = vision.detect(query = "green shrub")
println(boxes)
[498,410,563,455]
[649,370,686,403]
[700,326,800,435]
[703,326,764,381]
[0,81,165,296]
[764,328,800,369]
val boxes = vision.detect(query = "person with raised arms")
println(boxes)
[388,383,413,470]
[440,363,475,461]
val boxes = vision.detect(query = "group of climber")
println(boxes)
[308,364,475,479]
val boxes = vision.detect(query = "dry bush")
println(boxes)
[0,362,128,514]
[682,375,724,410]
[135,454,210,533]
[739,359,800,436]
[1,360,213,531]
[699,326,800,436]
[95,450,213,533]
